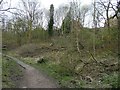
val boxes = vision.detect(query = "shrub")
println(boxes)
[16,44,40,57]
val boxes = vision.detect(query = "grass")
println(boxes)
[18,54,118,88]
[37,61,118,88]
[6,37,118,88]
[2,55,23,88]
[20,58,81,88]
[101,72,118,88]
[0,54,2,89]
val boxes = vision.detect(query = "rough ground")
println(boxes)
[4,54,59,88]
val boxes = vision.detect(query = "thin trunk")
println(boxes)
[102,35,105,49]
[118,9,120,88]
[62,20,64,35]
[28,20,32,43]
[106,1,111,45]
[93,0,96,56]
[76,31,81,54]
[106,4,110,30]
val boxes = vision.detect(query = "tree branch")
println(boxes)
[0,0,3,5]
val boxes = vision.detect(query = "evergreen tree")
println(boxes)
[48,4,54,37]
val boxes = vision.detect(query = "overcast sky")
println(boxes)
[1,0,93,28]
[9,0,93,9]
[4,0,116,28]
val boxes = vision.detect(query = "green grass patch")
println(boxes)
[34,63,80,88]
[101,72,118,88]
[2,56,23,88]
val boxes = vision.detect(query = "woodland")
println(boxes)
[1,0,120,88]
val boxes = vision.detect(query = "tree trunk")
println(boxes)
[117,1,120,87]
[28,20,32,43]
[93,0,96,56]
[76,31,81,54]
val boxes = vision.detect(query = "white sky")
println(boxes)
[9,0,93,9]
[1,0,93,28]
[1,0,117,28]
[40,0,93,9]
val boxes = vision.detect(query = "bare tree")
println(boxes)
[70,0,82,54]
[95,0,118,50]
[54,4,69,29]
[0,0,10,11]
[0,0,17,12]
[96,0,117,30]
[17,0,42,42]
[54,4,69,35]
[80,5,90,27]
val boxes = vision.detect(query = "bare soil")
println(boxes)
[19,63,59,88]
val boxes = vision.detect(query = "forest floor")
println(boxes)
[4,42,118,88]
[2,54,59,88]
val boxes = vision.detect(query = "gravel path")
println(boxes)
[3,54,59,88]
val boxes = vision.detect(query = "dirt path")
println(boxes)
[3,54,59,88]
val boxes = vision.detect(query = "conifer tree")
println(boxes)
[48,4,54,37]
